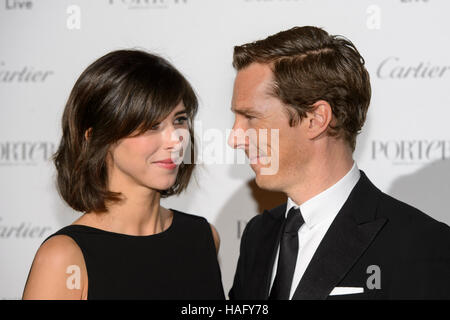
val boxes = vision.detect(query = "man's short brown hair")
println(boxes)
[233,26,371,151]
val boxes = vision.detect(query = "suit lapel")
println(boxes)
[252,203,286,299]
[292,171,388,300]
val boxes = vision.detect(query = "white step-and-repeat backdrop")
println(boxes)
[1,0,449,299]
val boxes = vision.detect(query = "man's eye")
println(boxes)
[245,115,255,120]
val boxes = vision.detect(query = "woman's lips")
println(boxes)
[153,159,177,170]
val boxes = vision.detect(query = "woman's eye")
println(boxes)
[175,116,188,125]
[150,123,160,130]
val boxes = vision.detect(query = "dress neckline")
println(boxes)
[68,208,177,239]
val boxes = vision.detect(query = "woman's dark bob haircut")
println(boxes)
[53,49,198,213]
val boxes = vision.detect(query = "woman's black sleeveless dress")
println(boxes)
[42,209,225,300]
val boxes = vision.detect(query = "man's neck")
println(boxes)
[286,155,355,206]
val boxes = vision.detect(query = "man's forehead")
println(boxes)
[234,61,271,84]
[236,62,273,79]
[232,78,274,105]
[231,63,278,113]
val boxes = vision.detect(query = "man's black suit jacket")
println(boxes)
[229,171,450,299]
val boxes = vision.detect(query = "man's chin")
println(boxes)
[254,172,279,191]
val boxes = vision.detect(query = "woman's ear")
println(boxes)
[84,128,92,140]
[306,100,332,139]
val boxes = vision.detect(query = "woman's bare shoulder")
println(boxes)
[22,234,88,300]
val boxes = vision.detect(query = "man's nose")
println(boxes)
[228,120,247,150]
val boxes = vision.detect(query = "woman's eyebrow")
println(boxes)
[174,109,188,116]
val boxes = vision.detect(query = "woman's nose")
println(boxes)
[164,126,188,151]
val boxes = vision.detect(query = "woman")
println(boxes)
[22,49,225,299]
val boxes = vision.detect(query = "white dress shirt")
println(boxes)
[269,162,361,299]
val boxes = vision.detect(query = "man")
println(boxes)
[227,26,450,299]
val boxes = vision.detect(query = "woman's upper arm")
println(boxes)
[22,235,88,300]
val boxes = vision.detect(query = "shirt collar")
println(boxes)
[286,162,361,229]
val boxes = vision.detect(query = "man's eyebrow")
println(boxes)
[230,106,262,116]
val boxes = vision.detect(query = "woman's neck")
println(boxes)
[74,180,171,236]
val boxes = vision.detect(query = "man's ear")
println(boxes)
[305,100,332,140]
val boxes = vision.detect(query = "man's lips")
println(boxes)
[247,154,269,164]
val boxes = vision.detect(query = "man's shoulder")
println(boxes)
[357,170,450,239]
[379,190,449,231]
[375,187,450,253]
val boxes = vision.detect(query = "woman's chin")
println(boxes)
[146,180,176,192]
